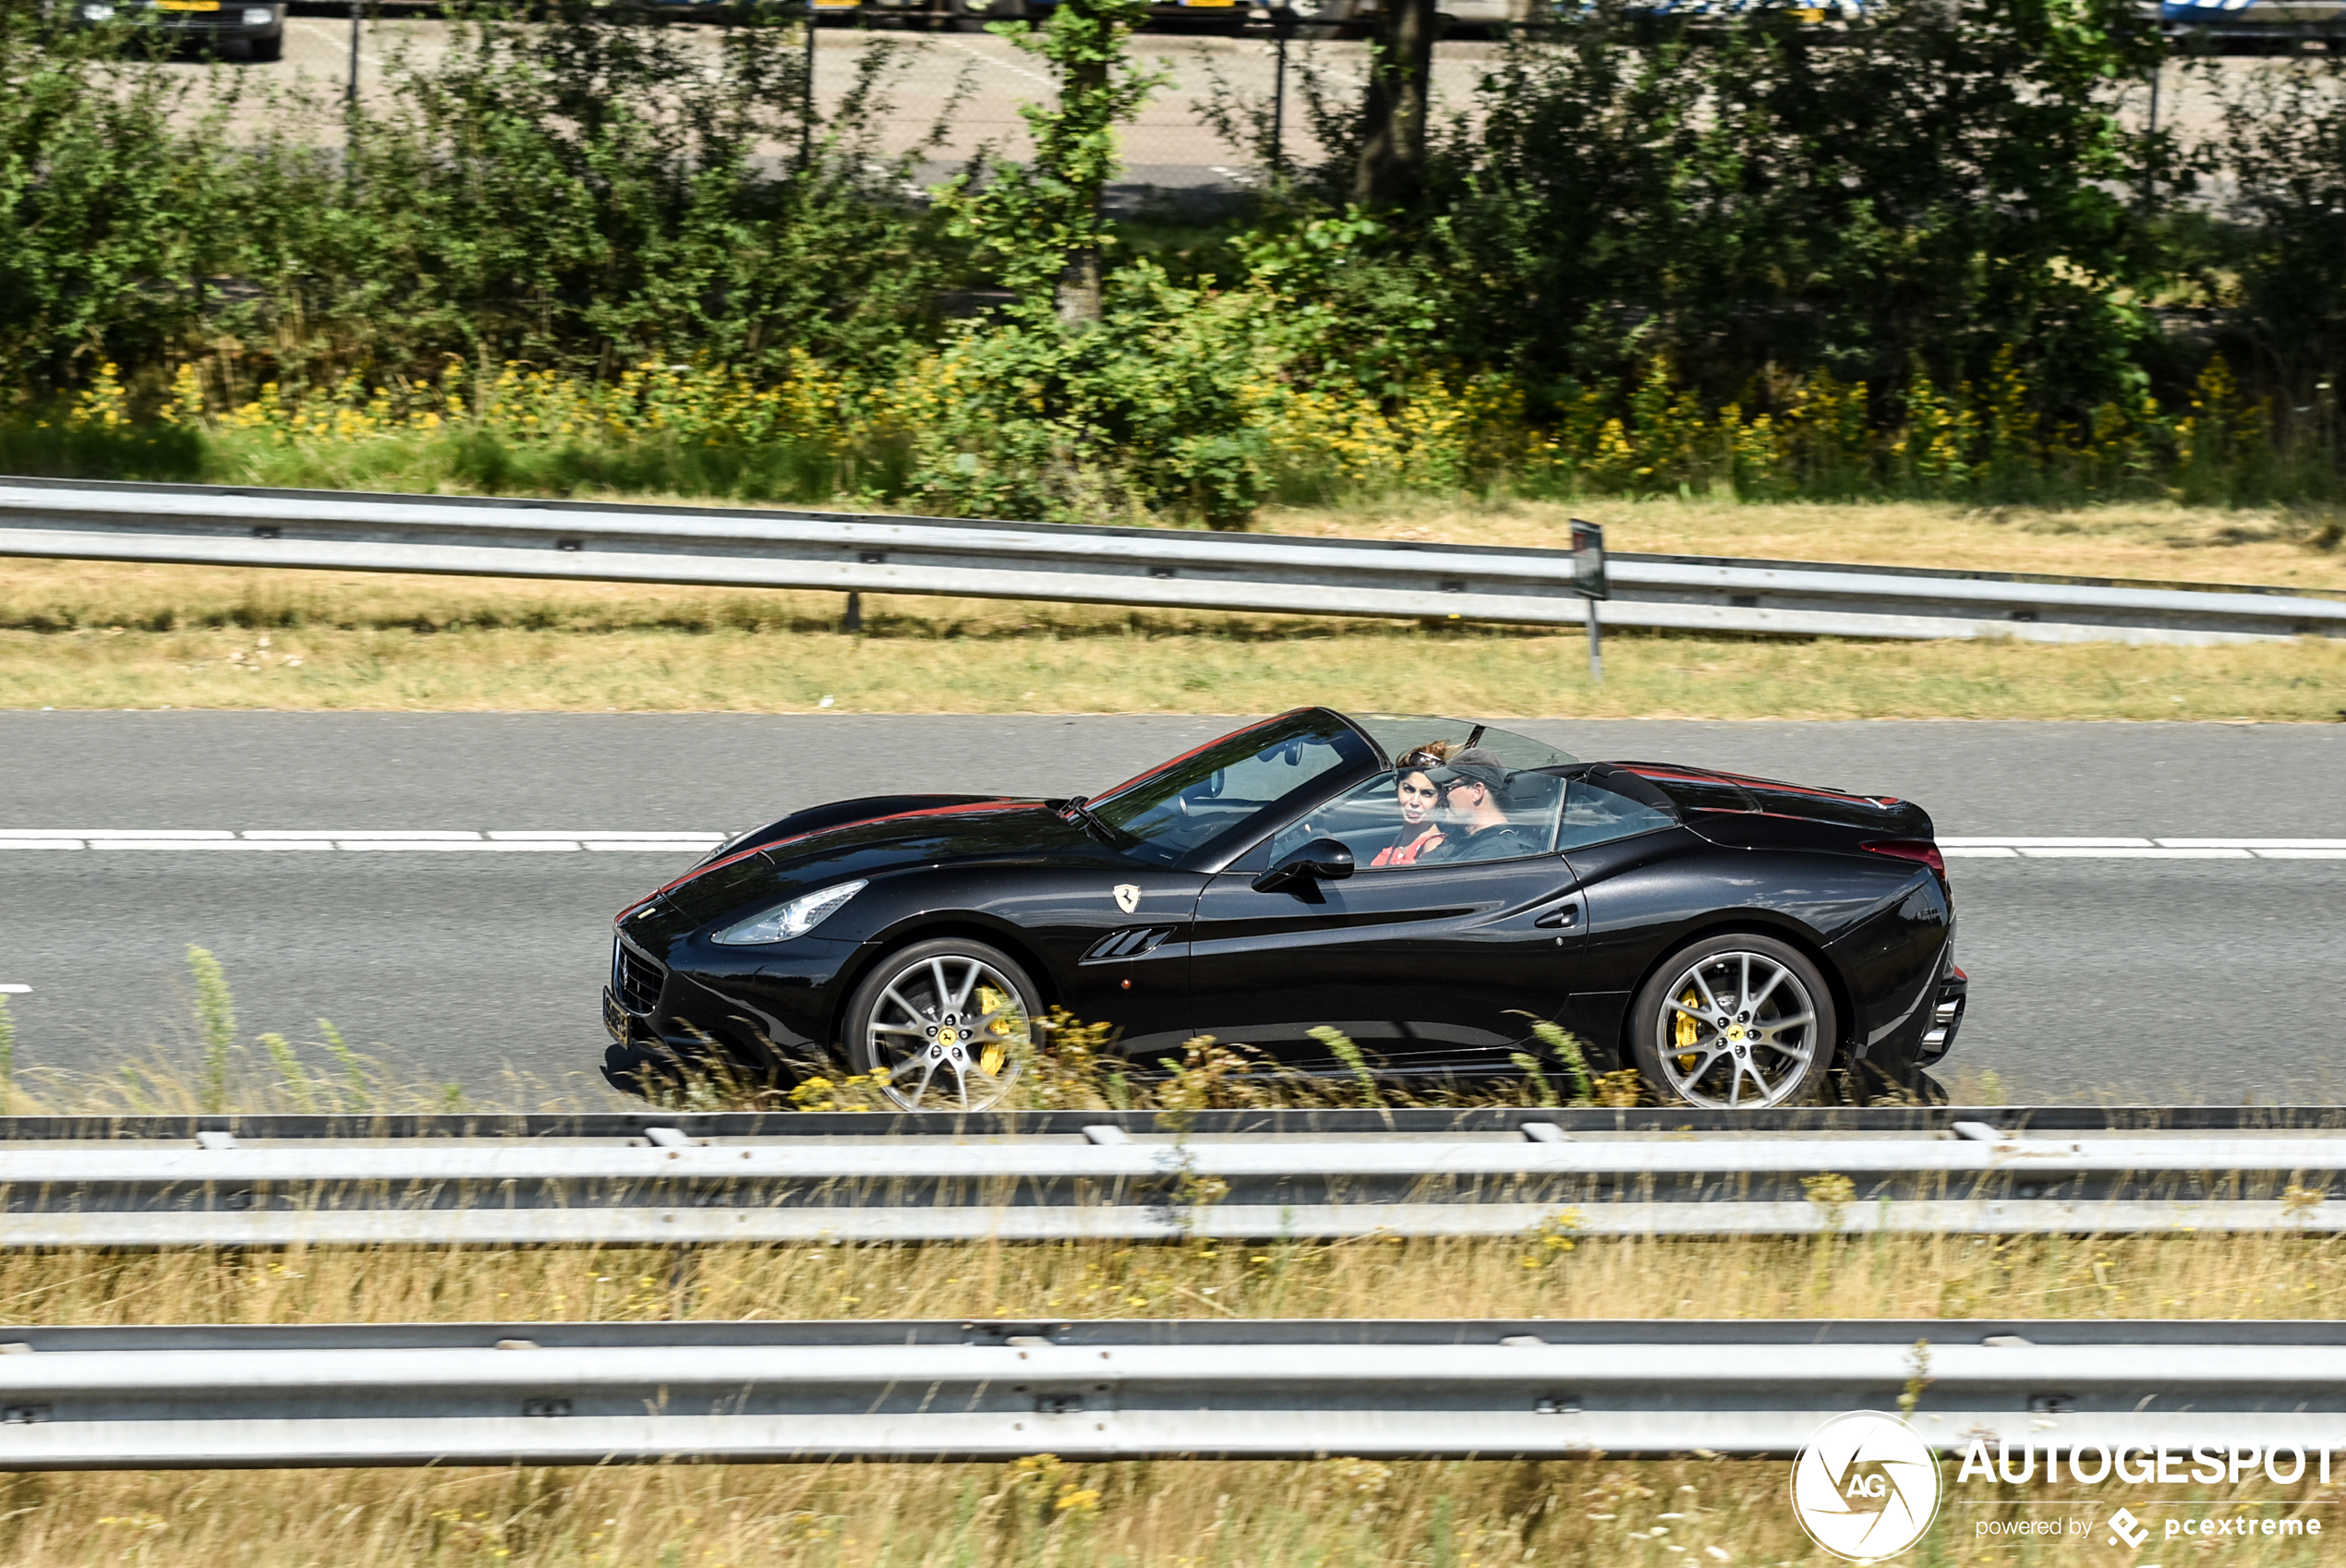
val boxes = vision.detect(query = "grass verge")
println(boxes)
[4,499,2342,718]
[0,983,2330,1562]
[20,1453,2319,1568]
[0,1234,2335,1566]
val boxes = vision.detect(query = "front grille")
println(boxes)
[613,938,665,1015]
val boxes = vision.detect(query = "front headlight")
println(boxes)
[710,879,866,946]
[241,6,272,20]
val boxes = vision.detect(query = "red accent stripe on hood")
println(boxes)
[613,799,1040,923]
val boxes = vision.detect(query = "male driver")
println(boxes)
[1419,748,1533,863]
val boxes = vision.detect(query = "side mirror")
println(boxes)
[1252,838,1357,893]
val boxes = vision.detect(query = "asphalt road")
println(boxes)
[2,712,2339,1104]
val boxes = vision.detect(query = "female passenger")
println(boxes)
[1371,745,1453,867]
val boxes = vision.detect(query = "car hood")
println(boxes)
[657,797,1100,923]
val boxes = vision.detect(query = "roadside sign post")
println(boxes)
[1571,518,1607,684]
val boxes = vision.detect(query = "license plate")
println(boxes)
[1182,2,1240,7]
[156,2,223,11]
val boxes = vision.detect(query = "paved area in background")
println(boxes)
[185,24,2281,193]
[1,712,2336,1104]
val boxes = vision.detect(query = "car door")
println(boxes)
[1185,767,1589,1072]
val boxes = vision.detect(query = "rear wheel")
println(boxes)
[842,937,1038,1111]
[1629,934,1836,1109]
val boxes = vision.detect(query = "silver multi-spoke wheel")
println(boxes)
[1651,948,1822,1109]
[854,946,1033,1111]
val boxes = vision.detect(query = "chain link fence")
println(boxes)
[805,21,1507,199]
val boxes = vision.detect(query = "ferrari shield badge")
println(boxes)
[1113,884,1141,914]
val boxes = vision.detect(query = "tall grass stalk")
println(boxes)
[1310,1025,1385,1110]
[185,945,236,1113]
[256,1031,317,1115]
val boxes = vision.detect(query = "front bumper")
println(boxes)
[1917,964,1967,1067]
[73,1,285,38]
[605,924,849,1067]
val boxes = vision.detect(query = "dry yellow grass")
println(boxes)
[3,498,2342,719]
[25,1452,2307,1568]
[4,591,2343,721]
[2,498,2342,719]
[0,1010,2332,1563]
[1310,494,2346,595]
[0,1234,2337,1566]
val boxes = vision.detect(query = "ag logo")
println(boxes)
[1790,1411,1942,1562]
[1112,884,1141,914]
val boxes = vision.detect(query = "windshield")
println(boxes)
[1084,710,1377,867]
[1344,714,1578,771]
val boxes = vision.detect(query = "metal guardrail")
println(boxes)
[4,477,2340,645]
[3,1318,2344,1465]
[6,1110,2346,1243]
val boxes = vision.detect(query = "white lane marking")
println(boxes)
[337,840,579,852]
[2159,838,2346,849]
[938,37,1056,87]
[248,830,484,840]
[0,830,722,852]
[0,829,231,839]
[1940,837,2154,848]
[1,830,2330,861]
[1942,838,2343,860]
[2015,847,2255,859]
[487,832,721,842]
[0,984,29,995]
[91,839,332,851]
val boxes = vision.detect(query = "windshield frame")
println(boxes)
[1339,713,1579,771]
[1080,708,1382,873]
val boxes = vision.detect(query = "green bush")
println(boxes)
[1,0,2341,515]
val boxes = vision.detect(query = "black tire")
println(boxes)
[248,33,281,61]
[1628,933,1837,1109]
[841,936,1041,1111]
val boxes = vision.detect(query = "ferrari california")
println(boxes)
[604,708,1965,1109]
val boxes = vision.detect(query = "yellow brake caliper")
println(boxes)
[1675,986,1701,1069]
[976,985,1011,1076]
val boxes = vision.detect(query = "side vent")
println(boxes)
[1082,926,1179,962]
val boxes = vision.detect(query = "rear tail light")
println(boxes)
[1863,838,1947,881]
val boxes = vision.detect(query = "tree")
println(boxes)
[1352,0,1438,206]
[944,0,1163,324]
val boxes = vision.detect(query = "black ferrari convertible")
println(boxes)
[605,708,1965,1109]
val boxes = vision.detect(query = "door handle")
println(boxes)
[1534,901,1580,929]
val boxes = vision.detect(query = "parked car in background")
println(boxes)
[69,0,286,59]
[2160,0,2345,42]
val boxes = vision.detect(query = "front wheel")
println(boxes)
[1628,935,1836,1109]
[841,937,1039,1111]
